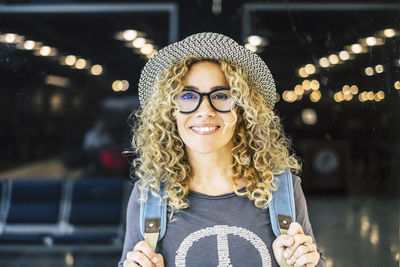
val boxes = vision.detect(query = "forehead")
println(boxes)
[183,61,228,88]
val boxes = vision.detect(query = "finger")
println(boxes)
[123,259,139,267]
[284,234,313,260]
[293,251,320,267]
[272,234,294,264]
[287,222,304,236]
[134,241,158,264]
[127,250,154,267]
[292,244,311,259]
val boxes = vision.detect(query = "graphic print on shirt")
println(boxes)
[175,225,272,267]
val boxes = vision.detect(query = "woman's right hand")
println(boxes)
[123,241,165,267]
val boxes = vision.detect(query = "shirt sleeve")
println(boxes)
[118,181,143,267]
[293,175,327,267]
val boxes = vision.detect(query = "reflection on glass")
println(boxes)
[360,214,370,238]
[369,224,379,246]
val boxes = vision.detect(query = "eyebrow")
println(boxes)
[183,86,229,91]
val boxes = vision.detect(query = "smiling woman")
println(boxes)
[120,32,325,267]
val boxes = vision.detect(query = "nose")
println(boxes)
[196,96,215,117]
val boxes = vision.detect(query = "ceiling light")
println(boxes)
[367,91,375,100]
[247,35,263,46]
[304,64,316,74]
[310,80,320,90]
[310,90,321,102]
[319,57,330,68]
[344,93,353,101]
[275,93,280,103]
[121,80,129,91]
[334,92,344,102]
[298,67,308,78]
[395,81,400,90]
[122,30,138,41]
[365,37,377,46]
[23,40,35,50]
[90,64,103,76]
[351,44,363,54]
[294,85,304,95]
[65,55,77,66]
[358,93,366,102]
[328,54,339,65]
[39,46,52,56]
[5,33,17,43]
[375,64,384,73]
[377,91,385,100]
[132,37,146,48]
[342,85,351,95]
[339,50,350,61]
[351,85,359,95]
[112,80,123,92]
[383,29,396,38]
[302,80,311,90]
[364,67,374,76]
[75,58,87,69]
[140,44,153,54]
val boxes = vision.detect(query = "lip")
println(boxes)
[189,124,220,135]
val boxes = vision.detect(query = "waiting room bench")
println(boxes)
[0,177,132,252]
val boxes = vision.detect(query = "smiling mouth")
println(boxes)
[190,126,220,135]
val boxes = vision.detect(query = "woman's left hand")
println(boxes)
[272,222,320,267]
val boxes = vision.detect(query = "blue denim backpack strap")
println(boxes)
[139,182,167,251]
[269,169,296,237]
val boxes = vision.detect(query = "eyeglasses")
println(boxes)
[174,87,236,114]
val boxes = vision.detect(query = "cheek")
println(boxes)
[175,116,188,137]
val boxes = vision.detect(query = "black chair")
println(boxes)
[53,178,125,245]
[6,179,62,224]
[0,179,62,244]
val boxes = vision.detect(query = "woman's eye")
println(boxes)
[180,92,197,100]
[213,93,229,100]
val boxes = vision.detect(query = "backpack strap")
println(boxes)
[139,182,167,251]
[269,169,296,237]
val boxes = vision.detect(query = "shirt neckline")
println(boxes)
[188,186,246,199]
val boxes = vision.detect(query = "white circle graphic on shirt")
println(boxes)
[175,225,272,267]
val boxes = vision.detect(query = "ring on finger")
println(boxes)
[303,242,314,252]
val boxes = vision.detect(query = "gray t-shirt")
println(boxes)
[118,175,326,266]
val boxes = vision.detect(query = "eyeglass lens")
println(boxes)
[175,88,235,113]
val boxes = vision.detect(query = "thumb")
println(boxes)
[152,253,164,267]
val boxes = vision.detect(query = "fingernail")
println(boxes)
[283,252,288,258]
[152,257,158,263]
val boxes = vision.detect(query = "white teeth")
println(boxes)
[191,126,218,132]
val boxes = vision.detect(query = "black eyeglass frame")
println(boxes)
[175,87,237,114]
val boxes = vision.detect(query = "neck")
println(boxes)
[186,144,244,195]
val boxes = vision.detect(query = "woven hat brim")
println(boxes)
[138,32,276,109]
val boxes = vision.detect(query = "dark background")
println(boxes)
[0,1,399,266]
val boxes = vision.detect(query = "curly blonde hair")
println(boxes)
[131,56,301,215]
